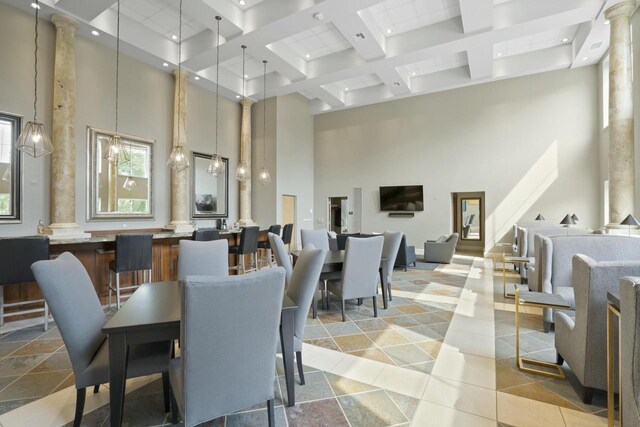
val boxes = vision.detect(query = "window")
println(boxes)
[0,113,21,221]
[602,55,609,129]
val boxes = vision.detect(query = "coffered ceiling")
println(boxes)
[2,0,631,114]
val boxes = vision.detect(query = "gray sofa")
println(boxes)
[620,277,640,426]
[539,234,640,331]
[512,220,556,256]
[555,255,640,403]
[424,233,458,264]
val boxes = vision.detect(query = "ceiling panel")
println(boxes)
[115,0,206,41]
[398,52,468,78]
[220,53,265,80]
[281,22,352,61]
[493,25,579,58]
[323,74,383,94]
[235,0,266,9]
[365,0,460,36]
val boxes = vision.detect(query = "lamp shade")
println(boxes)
[560,214,575,225]
[17,121,53,158]
[571,214,579,222]
[620,214,640,226]
[535,214,545,221]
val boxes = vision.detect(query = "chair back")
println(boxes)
[178,239,229,281]
[300,229,330,251]
[382,231,402,281]
[621,277,640,426]
[237,226,260,254]
[341,236,384,300]
[31,252,105,377]
[282,224,294,245]
[286,245,325,339]
[0,236,49,285]
[262,225,281,249]
[114,234,153,272]
[180,268,285,425]
[192,228,220,242]
[269,232,292,287]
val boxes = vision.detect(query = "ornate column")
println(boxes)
[606,1,636,228]
[45,15,89,239]
[165,69,193,232]
[238,98,255,225]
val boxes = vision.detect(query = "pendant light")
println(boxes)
[258,60,271,185]
[234,45,249,182]
[103,0,129,166]
[208,16,225,177]
[167,0,189,172]
[122,142,136,191]
[17,0,53,158]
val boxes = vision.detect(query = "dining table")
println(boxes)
[291,249,391,309]
[102,280,299,427]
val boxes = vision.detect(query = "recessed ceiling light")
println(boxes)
[344,87,349,91]
[582,56,589,61]
[305,54,311,59]
[393,82,400,86]
[91,30,100,36]
[496,52,503,57]
[562,38,569,43]
[386,28,392,34]
[239,0,246,5]
[171,34,178,40]
[30,2,40,9]
[194,76,200,80]
[162,62,169,67]
[244,74,248,78]
[604,20,610,25]
[236,95,241,98]
[412,72,416,76]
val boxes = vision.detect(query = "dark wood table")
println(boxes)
[292,250,390,309]
[102,281,298,427]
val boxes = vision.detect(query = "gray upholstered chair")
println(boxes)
[620,277,640,427]
[31,252,172,427]
[395,235,416,270]
[327,236,384,321]
[178,239,229,281]
[424,233,458,264]
[300,229,330,251]
[269,232,293,288]
[277,245,325,385]
[555,255,640,403]
[192,228,219,241]
[169,268,285,427]
[381,231,403,301]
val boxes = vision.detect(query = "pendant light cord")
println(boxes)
[33,0,39,122]
[215,16,221,154]
[177,0,182,147]
[115,0,120,134]
[262,60,267,166]
[242,45,246,99]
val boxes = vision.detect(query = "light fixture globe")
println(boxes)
[122,176,137,191]
[17,121,53,158]
[103,134,129,165]
[207,153,225,177]
[235,161,249,182]
[167,145,189,172]
[258,167,271,185]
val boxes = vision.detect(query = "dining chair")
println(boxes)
[31,252,172,427]
[108,233,153,309]
[269,232,292,287]
[301,229,330,251]
[381,231,403,302]
[0,236,51,330]
[229,226,260,274]
[282,223,294,252]
[326,236,384,321]
[178,239,229,281]
[169,268,285,426]
[258,224,282,268]
[277,244,325,385]
[192,228,220,241]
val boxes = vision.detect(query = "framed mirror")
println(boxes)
[87,127,154,220]
[461,197,481,240]
[0,113,21,222]
[191,151,228,219]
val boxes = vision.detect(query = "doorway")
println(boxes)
[452,191,485,252]
[282,194,297,250]
[328,196,348,234]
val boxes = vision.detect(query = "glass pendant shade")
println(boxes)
[122,176,136,191]
[17,121,53,158]
[258,167,271,185]
[2,168,10,183]
[235,161,249,182]
[103,134,129,165]
[167,145,189,172]
[207,153,225,177]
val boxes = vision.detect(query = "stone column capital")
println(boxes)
[240,98,254,107]
[172,69,189,80]
[51,14,78,32]
[605,1,636,20]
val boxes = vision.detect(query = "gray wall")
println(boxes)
[0,2,241,236]
[314,66,600,252]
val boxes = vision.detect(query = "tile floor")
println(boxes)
[0,256,614,426]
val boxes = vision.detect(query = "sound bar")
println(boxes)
[388,212,414,218]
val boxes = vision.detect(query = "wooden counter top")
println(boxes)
[47,229,243,245]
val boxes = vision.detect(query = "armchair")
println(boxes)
[395,235,416,271]
[424,233,458,264]
[620,277,640,426]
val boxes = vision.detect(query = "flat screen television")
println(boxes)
[379,185,424,211]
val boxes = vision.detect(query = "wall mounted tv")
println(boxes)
[379,185,424,211]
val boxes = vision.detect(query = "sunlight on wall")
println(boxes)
[485,141,559,253]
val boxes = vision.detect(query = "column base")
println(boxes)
[42,223,91,240]
[164,222,195,233]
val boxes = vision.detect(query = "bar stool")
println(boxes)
[229,226,259,274]
[108,234,153,309]
[282,223,294,252]
[258,224,281,268]
[192,228,220,241]
[0,236,50,330]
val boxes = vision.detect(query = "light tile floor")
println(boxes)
[0,257,614,426]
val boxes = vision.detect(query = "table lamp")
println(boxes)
[560,214,575,235]
[620,214,640,236]
[535,214,545,221]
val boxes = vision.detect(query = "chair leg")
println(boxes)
[44,302,49,331]
[581,386,594,404]
[108,270,113,308]
[73,388,86,427]
[171,388,180,424]
[341,299,346,322]
[556,352,564,366]
[312,292,317,319]
[372,296,378,317]
[162,371,170,413]
[321,289,325,310]
[241,255,246,274]
[0,289,4,327]
[115,273,121,310]
[357,298,363,306]
[93,384,100,394]
[387,281,393,302]
[296,351,305,385]
[267,398,275,427]
[543,321,552,333]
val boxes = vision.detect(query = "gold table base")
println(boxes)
[607,303,621,427]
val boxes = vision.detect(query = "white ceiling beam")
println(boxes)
[199,0,244,34]
[467,46,494,79]
[332,12,385,61]
[304,86,345,108]
[459,0,494,33]
[54,0,114,21]
[262,42,307,81]
[376,66,410,95]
